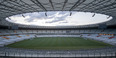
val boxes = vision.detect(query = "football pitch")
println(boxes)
[6,37,112,50]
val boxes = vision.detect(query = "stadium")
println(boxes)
[0,0,116,58]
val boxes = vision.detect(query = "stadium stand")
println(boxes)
[82,34,116,46]
[0,34,35,47]
[0,29,116,46]
[0,47,116,58]
[0,30,116,58]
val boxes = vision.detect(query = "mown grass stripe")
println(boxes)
[6,37,113,50]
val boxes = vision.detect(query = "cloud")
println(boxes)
[45,12,69,23]
[24,12,47,22]
[6,11,111,26]
[23,11,70,23]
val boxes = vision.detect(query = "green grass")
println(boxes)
[6,37,113,50]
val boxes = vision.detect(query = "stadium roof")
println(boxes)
[0,0,116,28]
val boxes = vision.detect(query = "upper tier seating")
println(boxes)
[0,29,116,35]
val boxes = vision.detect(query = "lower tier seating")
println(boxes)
[82,34,116,45]
[0,35,35,46]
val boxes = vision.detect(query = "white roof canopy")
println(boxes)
[0,0,116,28]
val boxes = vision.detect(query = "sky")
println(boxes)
[6,11,112,26]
